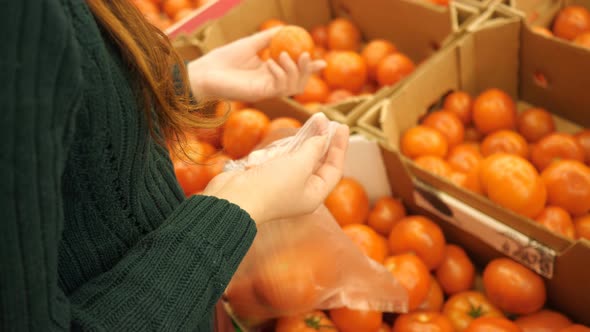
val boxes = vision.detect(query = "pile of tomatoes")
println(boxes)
[400,88,590,242]
[532,5,590,49]
[265,176,589,332]
[254,18,416,110]
[130,0,213,31]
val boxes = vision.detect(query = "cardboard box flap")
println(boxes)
[171,34,205,61]
[520,22,590,128]
[453,2,484,32]
[464,7,521,96]
[330,0,452,61]
[357,100,388,140]
[549,239,590,323]
[275,0,333,29]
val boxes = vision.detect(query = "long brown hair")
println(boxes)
[86,0,220,146]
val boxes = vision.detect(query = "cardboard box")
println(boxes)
[165,0,241,40]
[193,0,481,125]
[360,4,590,324]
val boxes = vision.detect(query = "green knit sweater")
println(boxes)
[0,1,256,331]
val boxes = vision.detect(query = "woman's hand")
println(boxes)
[202,121,349,224]
[188,27,325,103]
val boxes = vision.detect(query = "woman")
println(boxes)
[0,1,349,331]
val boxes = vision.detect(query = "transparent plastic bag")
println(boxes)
[222,113,408,327]
[224,113,338,172]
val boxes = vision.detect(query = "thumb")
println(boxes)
[233,26,282,52]
[294,135,329,173]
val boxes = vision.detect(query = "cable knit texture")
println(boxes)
[0,1,256,331]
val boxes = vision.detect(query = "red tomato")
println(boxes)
[225,278,272,326]
[542,160,590,216]
[252,250,317,313]
[515,309,572,332]
[388,216,447,270]
[481,130,529,159]
[342,224,389,264]
[479,154,547,218]
[393,311,454,332]
[422,110,466,148]
[384,254,431,311]
[483,258,546,315]
[531,133,585,171]
[367,196,407,236]
[435,244,476,295]
[222,108,270,159]
[173,162,211,196]
[275,311,337,332]
[465,317,521,332]
[414,156,453,179]
[325,177,370,226]
[401,125,449,159]
[442,291,504,332]
[517,108,556,143]
[329,307,383,332]
[447,143,483,173]
[472,89,517,135]
[418,276,445,312]
[171,141,217,196]
[534,206,576,239]
[443,91,473,125]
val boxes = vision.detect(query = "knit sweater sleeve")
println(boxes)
[70,196,256,331]
[0,1,256,331]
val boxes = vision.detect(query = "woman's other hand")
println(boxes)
[188,27,325,102]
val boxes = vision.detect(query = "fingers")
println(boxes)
[278,52,300,94]
[297,53,313,92]
[273,52,326,96]
[304,124,350,199]
[258,52,329,99]
[255,127,300,150]
[266,59,288,93]
[318,124,350,179]
[306,113,330,137]
[310,59,327,72]
[295,135,330,174]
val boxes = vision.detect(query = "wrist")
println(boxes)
[220,193,266,225]
[187,60,210,99]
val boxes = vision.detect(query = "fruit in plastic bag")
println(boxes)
[223,113,408,326]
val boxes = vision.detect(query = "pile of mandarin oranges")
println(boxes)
[401,88,590,242]
[256,18,416,109]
